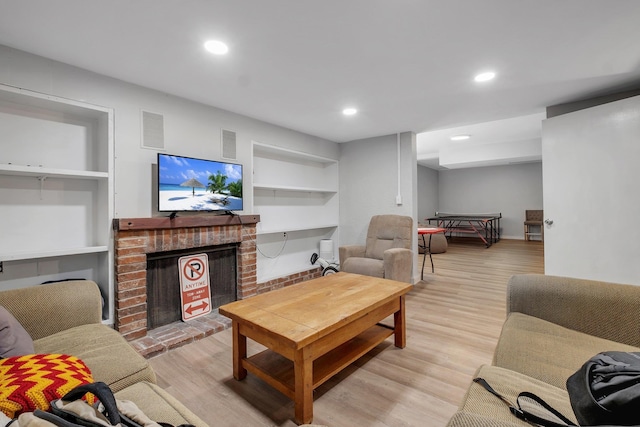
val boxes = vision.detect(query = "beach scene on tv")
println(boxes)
[158,154,243,212]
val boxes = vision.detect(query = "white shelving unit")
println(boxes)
[0,84,114,324]
[252,142,339,282]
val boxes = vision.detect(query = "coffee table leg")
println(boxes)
[394,295,406,348]
[294,348,313,424]
[232,320,247,380]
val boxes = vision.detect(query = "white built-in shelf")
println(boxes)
[257,224,339,235]
[0,84,110,117]
[0,83,114,324]
[0,246,109,263]
[0,164,108,180]
[252,141,339,282]
[253,183,337,193]
[253,141,338,165]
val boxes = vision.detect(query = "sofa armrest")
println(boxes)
[383,248,413,283]
[0,280,103,340]
[507,274,640,347]
[339,245,365,265]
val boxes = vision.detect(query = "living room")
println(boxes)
[1,2,640,426]
[0,43,550,325]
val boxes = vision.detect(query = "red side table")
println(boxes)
[418,227,446,279]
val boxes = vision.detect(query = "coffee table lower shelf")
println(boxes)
[242,323,393,400]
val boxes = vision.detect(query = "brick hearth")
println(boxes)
[129,310,231,358]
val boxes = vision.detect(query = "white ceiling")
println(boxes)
[1,0,640,167]
[417,112,546,169]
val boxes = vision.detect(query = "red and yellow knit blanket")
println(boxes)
[0,353,94,418]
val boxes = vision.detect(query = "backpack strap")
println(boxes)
[33,409,85,427]
[473,378,577,427]
[57,381,121,425]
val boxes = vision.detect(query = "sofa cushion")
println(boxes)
[455,365,576,426]
[115,381,208,427]
[34,324,156,392]
[493,313,640,390]
[341,257,384,278]
[446,411,528,427]
[0,306,34,357]
[0,281,102,341]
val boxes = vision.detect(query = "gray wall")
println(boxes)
[339,133,416,244]
[339,132,419,280]
[1,45,423,277]
[0,45,340,219]
[437,163,543,239]
[417,165,439,224]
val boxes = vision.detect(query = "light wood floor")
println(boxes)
[149,238,544,427]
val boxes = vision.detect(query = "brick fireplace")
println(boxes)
[113,215,260,341]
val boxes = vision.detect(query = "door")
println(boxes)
[541,95,640,285]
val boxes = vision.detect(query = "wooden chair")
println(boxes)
[524,210,544,241]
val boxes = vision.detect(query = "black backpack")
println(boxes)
[566,351,640,426]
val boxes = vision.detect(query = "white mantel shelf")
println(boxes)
[114,215,261,231]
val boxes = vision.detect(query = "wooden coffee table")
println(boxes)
[218,272,412,424]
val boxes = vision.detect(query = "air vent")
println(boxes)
[141,110,165,150]
[221,129,237,159]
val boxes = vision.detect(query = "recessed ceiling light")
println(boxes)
[204,40,229,55]
[474,71,496,82]
[342,107,358,116]
[450,134,471,141]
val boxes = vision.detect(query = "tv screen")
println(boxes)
[157,153,243,213]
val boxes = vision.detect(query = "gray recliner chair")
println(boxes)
[339,214,413,283]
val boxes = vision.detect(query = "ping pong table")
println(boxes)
[427,212,501,247]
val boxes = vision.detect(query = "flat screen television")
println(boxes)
[157,153,243,213]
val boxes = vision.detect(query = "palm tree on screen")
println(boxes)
[207,172,227,194]
[227,180,242,198]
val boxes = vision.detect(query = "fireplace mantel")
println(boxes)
[114,214,260,231]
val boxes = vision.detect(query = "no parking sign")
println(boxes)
[178,254,212,321]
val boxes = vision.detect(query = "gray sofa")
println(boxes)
[0,280,208,426]
[447,274,640,426]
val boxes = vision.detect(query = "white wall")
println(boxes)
[417,165,439,223]
[438,163,543,239]
[339,132,419,280]
[0,45,340,219]
[542,95,640,285]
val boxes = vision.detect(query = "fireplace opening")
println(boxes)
[146,243,238,330]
